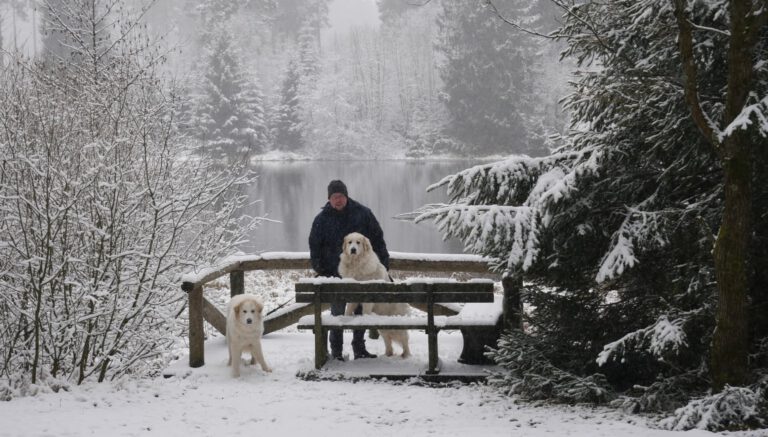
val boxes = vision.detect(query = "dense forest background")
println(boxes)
[0,0,570,160]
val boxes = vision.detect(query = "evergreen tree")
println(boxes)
[193,25,268,161]
[270,0,328,46]
[435,0,546,156]
[376,0,419,25]
[297,20,320,79]
[274,58,303,151]
[415,0,767,425]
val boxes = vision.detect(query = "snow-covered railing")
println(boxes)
[179,251,522,368]
[180,251,494,286]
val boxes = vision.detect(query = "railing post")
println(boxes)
[230,270,244,297]
[189,284,205,368]
[502,273,523,331]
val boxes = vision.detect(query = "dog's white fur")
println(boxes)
[226,294,272,377]
[339,232,411,358]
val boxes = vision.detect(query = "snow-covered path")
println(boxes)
[0,330,762,437]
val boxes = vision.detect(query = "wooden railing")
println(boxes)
[180,251,522,368]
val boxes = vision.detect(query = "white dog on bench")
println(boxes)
[339,232,411,358]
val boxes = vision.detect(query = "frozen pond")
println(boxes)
[240,160,480,254]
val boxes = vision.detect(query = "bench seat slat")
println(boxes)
[295,291,494,304]
[296,314,498,330]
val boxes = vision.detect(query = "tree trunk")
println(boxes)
[711,135,751,390]
[709,0,757,391]
[673,0,762,390]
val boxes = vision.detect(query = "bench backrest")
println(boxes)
[294,281,494,304]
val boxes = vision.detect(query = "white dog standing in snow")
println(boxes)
[339,232,411,358]
[226,294,272,377]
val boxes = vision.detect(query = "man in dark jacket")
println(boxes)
[308,179,390,361]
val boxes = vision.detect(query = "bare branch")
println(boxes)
[549,0,617,55]
[483,0,556,40]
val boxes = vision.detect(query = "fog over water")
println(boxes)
[241,160,476,254]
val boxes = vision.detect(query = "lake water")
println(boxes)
[240,160,480,254]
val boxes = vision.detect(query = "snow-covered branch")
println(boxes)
[596,315,688,366]
[718,93,768,142]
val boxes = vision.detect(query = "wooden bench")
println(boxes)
[295,278,497,375]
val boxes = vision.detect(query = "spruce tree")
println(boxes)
[193,25,268,161]
[415,0,767,422]
[274,58,304,151]
[435,0,546,156]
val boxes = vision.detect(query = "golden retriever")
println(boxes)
[226,294,272,377]
[339,232,411,358]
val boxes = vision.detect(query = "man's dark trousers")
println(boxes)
[329,302,366,356]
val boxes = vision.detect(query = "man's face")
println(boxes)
[329,193,348,211]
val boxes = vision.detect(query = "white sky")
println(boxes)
[327,0,380,32]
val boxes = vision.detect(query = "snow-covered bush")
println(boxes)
[660,383,767,431]
[0,1,258,394]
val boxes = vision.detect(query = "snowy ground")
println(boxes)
[1,271,763,436]
[2,327,765,437]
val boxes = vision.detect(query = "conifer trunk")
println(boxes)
[673,0,762,390]
[709,0,756,391]
[711,135,751,390]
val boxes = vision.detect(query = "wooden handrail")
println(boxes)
[180,251,518,368]
[180,252,494,291]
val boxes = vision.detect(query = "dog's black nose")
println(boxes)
[246,318,253,324]
[350,247,357,254]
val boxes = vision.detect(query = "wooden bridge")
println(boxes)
[180,252,523,368]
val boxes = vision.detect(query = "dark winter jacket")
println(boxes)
[308,198,390,277]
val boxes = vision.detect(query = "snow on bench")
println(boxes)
[295,280,500,374]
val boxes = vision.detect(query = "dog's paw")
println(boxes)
[263,366,273,373]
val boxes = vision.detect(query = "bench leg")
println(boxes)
[426,329,440,374]
[458,324,501,365]
[425,288,440,375]
[315,328,328,369]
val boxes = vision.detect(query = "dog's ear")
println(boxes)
[255,300,264,314]
[363,236,372,254]
[232,300,242,320]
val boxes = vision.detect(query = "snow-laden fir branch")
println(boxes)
[660,385,766,431]
[597,195,668,283]
[596,315,688,367]
[417,146,601,273]
[718,93,768,142]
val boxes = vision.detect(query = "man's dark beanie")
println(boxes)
[327,180,348,199]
